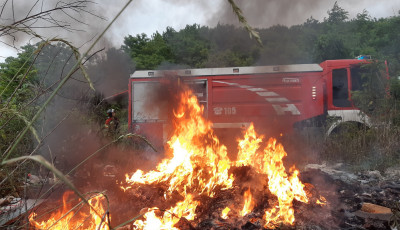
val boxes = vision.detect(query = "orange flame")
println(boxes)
[316,196,327,206]
[235,125,309,227]
[133,194,199,230]
[240,187,255,216]
[124,90,234,198]
[262,138,309,228]
[29,191,110,230]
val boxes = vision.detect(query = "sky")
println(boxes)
[0,0,399,62]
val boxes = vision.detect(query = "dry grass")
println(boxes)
[319,122,400,172]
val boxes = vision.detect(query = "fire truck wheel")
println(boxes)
[328,121,368,138]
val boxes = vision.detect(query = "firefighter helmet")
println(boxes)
[107,109,115,117]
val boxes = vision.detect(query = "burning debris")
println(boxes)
[120,87,326,229]
[29,191,110,230]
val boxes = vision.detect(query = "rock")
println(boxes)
[361,202,391,214]
[385,167,400,179]
[361,192,372,197]
[333,163,344,169]
[367,170,383,180]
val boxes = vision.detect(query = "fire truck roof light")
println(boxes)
[356,55,372,60]
[233,68,239,73]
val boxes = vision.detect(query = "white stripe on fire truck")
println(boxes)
[214,80,290,102]
[256,91,278,97]
[248,88,265,92]
[265,98,289,102]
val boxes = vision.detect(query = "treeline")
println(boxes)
[121,2,400,78]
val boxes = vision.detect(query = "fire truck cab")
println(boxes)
[129,59,372,147]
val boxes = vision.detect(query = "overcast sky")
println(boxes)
[1,0,399,62]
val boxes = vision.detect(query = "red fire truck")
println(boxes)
[128,58,377,147]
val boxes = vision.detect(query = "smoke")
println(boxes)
[207,0,325,28]
[87,47,134,98]
[31,42,139,189]
[207,0,400,29]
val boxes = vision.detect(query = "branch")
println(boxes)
[227,0,263,46]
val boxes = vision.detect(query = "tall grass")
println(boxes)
[0,1,135,228]
[319,120,400,172]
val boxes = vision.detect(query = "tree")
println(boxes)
[0,44,39,174]
[313,34,350,61]
[204,50,254,67]
[122,34,149,59]
[122,32,174,70]
[304,16,319,26]
[0,44,38,104]
[325,1,349,23]
[163,24,210,68]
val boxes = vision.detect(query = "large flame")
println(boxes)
[235,124,310,227]
[123,87,323,229]
[125,89,234,198]
[29,191,110,230]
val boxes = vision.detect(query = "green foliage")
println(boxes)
[0,44,38,103]
[391,77,400,100]
[119,2,400,72]
[314,34,350,62]
[122,32,174,69]
[0,45,39,196]
[205,50,253,67]
[351,61,389,117]
[0,44,39,156]
[117,1,400,79]
[163,24,210,68]
[322,123,400,172]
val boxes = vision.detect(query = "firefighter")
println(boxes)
[104,109,119,135]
